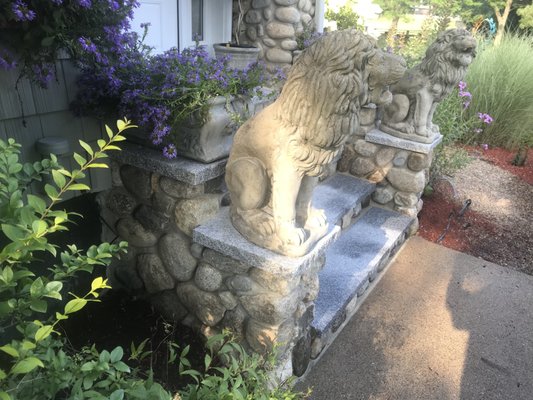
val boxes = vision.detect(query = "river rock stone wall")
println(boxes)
[235,0,316,73]
[337,106,441,223]
[98,147,325,378]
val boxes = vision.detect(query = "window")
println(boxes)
[131,0,232,53]
[191,0,204,41]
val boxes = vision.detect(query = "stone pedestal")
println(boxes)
[338,128,442,219]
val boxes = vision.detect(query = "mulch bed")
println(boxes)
[418,146,533,274]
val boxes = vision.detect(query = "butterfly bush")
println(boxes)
[0,0,139,87]
[74,38,281,159]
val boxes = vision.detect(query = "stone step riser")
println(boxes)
[299,206,414,376]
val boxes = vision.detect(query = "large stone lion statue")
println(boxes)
[381,29,477,143]
[225,29,406,257]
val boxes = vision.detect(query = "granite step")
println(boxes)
[310,206,414,360]
[193,173,375,271]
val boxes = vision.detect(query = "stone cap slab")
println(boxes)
[111,141,227,185]
[312,206,413,335]
[193,174,375,273]
[193,207,341,274]
[366,128,442,154]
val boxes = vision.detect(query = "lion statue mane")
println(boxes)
[226,29,406,257]
[381,28,477,143]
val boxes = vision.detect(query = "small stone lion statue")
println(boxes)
[381,29,477,143]
[225,29,406,257]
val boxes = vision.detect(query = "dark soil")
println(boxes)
[419,146,533,275]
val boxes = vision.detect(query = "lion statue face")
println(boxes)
[422,29,477,80]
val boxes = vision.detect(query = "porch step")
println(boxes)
[310,206,414,360]
[193,173,375,271]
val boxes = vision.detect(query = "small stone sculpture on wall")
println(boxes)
[226,29,406,257]
[381,29,477,143]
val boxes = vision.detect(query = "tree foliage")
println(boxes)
[324,0,363,30]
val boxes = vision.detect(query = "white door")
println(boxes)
[131,0,232,54]
[179,0,232,52]
[131,0,178,54]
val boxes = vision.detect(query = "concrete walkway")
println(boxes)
[296,236,533,400]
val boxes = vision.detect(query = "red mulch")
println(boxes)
[418,146,532,270]
[464,145,533,185]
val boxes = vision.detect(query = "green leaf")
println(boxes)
[109,389,124,400]
[73,152,86,167]
[41,36,55,46]
[0,345,19,358]
[0,369,6,380]
[105,145,121,151]
[105,125,113,139]
[0,391,11,400]
[55,312,68,321]
[110,346,123,363]
[66,183,90,191]
[11,357,44,375]
[21,341,36,351]
[1,224,26,241]
[44,184,59,200]
[30,299,48,313]
[30,277,44,297]
[2,266,13,283]
[86,163,109,169]
[97,139,106,150]
[64,298,87,314]
[79,140,94,156]
[117,120,126,131]
[32,220,47,236]
[44,281,63,300]
[27,194,46,214]
[112,361,130,373]
[35,325,54,342]
[90,277,105,292]
[51,169,66,188]
[56,168,72,177]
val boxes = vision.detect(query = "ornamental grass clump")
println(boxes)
[74,41,278,159]
[463,34,533,153]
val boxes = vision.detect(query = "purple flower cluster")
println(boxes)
[458,81,472,109]
[456,81,494,136]
[75,41,274,159]
[11,0,35,21]
[1,0,139,87]
[477,112,493,125]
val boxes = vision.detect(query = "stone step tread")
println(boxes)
[312,206,413,335]
[193,173,375,272]
[313,173,374,227]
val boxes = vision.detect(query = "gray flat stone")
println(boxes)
[312,207,413,336]
[192,174,375,274]
[313,174,374,226]
[366,128,442,154]
[111,141,226,185]
[193,207,341,275]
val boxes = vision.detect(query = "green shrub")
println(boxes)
[0,121,309,400]
[178,332,310,400]
[0,119,174,399]
[463,34,533,150]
